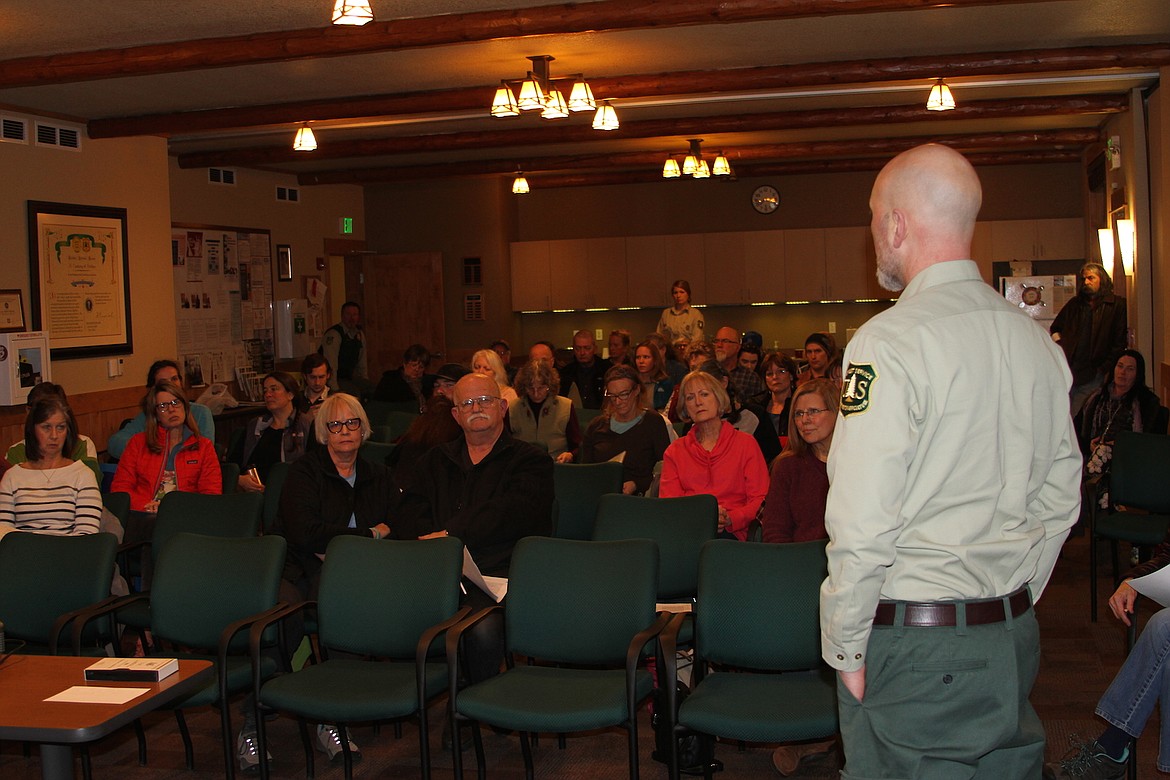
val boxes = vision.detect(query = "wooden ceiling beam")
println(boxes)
[1,0,1056,90]
[90,43,1163,139]
[174,94,1123,169]
[297,128,1099,185]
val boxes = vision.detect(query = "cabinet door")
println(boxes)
[625,235,668,308]
[585,237,627,309]
[548,239,588,310]
[743,230,786,303]
[970,222,994,284]
[783,229,827,302]
[1035,217,1084,260]
[824,226,870,301]
[990,220,1038,261]
[663,234,707,305]
[510,241,550,311]
[703,232,747,305]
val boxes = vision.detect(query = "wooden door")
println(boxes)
[345,252,445,378]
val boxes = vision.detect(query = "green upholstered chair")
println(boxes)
[359,440,396,468]
[551,461,623,540]
[364,400,420,426]
[101,491,131,534]
[221,461,241,494]
[251,535,466,780]
[261,460,291,534]
[0,531,118,655]
[575,406,604,430]
[446,537,666,780]
[661,539,837,780]
[1090,430,1170,621]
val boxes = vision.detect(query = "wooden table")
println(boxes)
[0,655,214,780]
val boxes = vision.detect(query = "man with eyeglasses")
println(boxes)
[713,326,765,402]
[820,145,1080,778]
[395,373,554,681]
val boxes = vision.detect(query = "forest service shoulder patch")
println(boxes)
[840,362,876,417]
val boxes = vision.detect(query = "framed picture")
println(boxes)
[0,290,26,333]
[276,244,293,282]
[27,201,133,359]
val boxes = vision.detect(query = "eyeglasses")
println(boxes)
[262,385,286,396]
[457,395,499,412]
[156,399,184,411]
[530,384,550,393]
[765,368,790,377]
[605,388,636,401]
[325,417,362,433]
[793,408,828,421]
[712,338,739,345]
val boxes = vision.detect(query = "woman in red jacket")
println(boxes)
[660,369,768,540]
[111,379,222,515]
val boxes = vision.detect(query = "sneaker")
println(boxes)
[772,739,835,775]
[1043,737,1127,780]
[236,727,271,773]
[316,724,361,764]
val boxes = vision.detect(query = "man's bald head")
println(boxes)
[869,144,982,291]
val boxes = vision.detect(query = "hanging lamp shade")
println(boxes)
[293,125,318,152]
[332,0,374,26]
[568,81,597,112]
[512,174,531,194]
[592,101,619,131]
[491,85,519,117]
[712,154,731,176]
[662,158,681,179]
[516,76,546,111]
[542,89,569,119]
[693,159,711,179]
[926,79,956,111]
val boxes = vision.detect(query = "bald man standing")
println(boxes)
[820,145,1080,777]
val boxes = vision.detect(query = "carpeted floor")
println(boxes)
[0,532,1160,778]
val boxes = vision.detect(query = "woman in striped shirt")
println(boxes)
[0,395,101,538]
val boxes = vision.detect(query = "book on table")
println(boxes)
[84,657,179,682]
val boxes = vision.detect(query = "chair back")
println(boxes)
[0,532,117,645]
[151,491,263,567]
[151,532,286,651]
[593,493,718,601]
[1112,431,1170,513]
[695,539,827,671]
[220,461,241,493]
[359,440,397,467]
[262,460,291,533]
[318,535,463,657]
[506,536,658,665]
[552,461,623,540]
[102,491,131,530]
[365,400,421,425]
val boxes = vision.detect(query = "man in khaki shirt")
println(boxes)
[821,144,1081,777]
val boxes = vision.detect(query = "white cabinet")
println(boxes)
[743,230,786,303]
[989,218,1084,261]
[510,241,551,311]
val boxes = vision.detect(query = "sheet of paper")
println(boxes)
[656,602,693,613]
[462,547,506,603]
[46,686,149,705]
[1127,565,1170,607]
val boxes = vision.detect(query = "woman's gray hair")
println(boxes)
[313,392,371,444]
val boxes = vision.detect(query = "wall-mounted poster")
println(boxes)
[27,201,133,359]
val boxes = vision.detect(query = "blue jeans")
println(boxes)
[1097,607,1170,772]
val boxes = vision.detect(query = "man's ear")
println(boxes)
[890,209,909,248]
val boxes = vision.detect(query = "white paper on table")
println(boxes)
[1126,565,1170,607]
[462,547,507,603]
[655,602,693,613]
[46,686,149,705]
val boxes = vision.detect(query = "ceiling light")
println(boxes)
[926,78,956,111]
[331,0,374,26]
[662,158,681,178]
[682,155,698,176]
[592,101,619,131]
[694,159,711,179]
[712,153,731,176]
[542,89,569,119]
[293,125,317,152]
[568,81,597,112]
[512,172,530,194]
[491,85,519,117]
[516,76,546,111]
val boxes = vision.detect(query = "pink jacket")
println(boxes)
[660,421,769,540]
[111,426,222,511]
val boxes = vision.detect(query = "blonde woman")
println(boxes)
[471,348,518,407]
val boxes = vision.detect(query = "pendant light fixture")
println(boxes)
[492,55,612,128]
[665,139,731,179]
[293,125,318,152]
[512,171,531,194]
[592,101,620,131]
[926,78,956,111]
[662,158,681,178]
[331,0,374,26]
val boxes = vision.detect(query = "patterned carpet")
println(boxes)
[0,532,1159,778]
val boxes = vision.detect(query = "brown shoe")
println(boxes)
[772,739,835,775]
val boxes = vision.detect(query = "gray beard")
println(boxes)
[876,263,905,293]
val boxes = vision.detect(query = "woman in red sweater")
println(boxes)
[760,378,839,543]
[660,370,768,540]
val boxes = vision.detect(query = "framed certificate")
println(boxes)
[0,290,25,332]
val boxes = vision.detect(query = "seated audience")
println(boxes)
[373,343,430,411]
[667,336,690,384]
[0,394,101,539]
[798,332,837,386]
[490,339,518,383]
[608,329,633,367]
[660,370,768,540]
[299,353,332,419]
[232,371,312,492]
[665,340,715,421]
[425,362,470,401]
[713,326,766,401]
[6,382,100,481]
[761,379,839,543]
[755,353,800,441]
[738,343,761,374]
[107,359,214,459]
[386,394,462,492]
[633,339,674,411]
[580,365,671,495]
[511,360,581,463]
[560,330,612,409]
[689,360,782,465]
[471,348,518,407]
[528,340,557,366]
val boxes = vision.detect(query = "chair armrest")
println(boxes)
[247,600,313,713]
[445,605,503,715]
[658,612,689,743]
[64,592,150,655]
[415,605,471,670]
[624,611,672,710]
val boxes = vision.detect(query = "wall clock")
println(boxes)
[752,185,780,214]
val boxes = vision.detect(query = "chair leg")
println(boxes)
[80,745,92,780]
[394,721,402,738]
[627,721,639,780]
[297,718,315,779]
[417,705,431,780]
[219,701,237,780]
[257,711,271,780]
[1090,530,1100,622]
[133,718,147,766]
[557,733,566,749]
[473,723,486,780]
[519,731,535,780]
[1111,540,1121,588]
[174,709,195,770]
[451,716,464,780]
[340,724,354,780]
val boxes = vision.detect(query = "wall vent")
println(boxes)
[34,121,82,150]
[462,257,482,285]
[276,186,300,202]
[463,293,485,321]
[0,116,28,144]
[208,167,237,185]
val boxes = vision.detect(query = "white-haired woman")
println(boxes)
[471,348,518,407]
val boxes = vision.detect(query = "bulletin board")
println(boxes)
[171,223,274,388]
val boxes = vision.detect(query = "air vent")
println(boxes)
[463,293,485,321]
[0,117,28,144]
[208,167,236,185]
[33,121,82,150]
[276,186,300,202]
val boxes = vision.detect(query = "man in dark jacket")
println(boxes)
[559,330,612,409]
[1051,262,1128,415]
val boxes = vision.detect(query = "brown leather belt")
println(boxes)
[873,588,1031,627]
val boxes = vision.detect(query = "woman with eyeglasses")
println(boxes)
[231,371,313,492]
[660,370,769,540]
[510,359,580,463]
[580,365,671,495]
[760,378,840,544]
[111,379,222,514]
[755,352,800,442]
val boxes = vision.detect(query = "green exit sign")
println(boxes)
[339,217,354,235]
